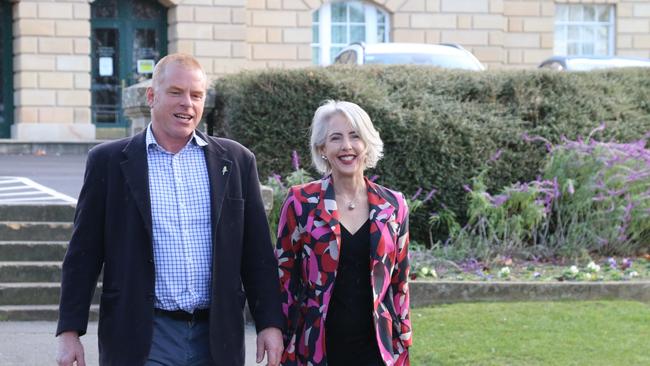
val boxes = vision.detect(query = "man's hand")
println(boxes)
[256,327,283,366]
[56,331,86,366]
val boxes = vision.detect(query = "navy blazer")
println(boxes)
[57,130,283,366]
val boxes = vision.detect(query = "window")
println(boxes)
[91,0,166,126]
[312,2,389,65]
[554,4,615,56]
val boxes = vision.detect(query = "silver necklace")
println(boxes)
[338,190,363,210]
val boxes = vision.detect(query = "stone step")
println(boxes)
[0,204,76,222]
[0,241,67,261]
[0,261,62,282]
[0,222,73,241]
[0,282,101,306]
[0,304,99,321]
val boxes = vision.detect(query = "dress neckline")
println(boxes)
[340,219,370,237]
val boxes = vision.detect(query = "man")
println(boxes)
[56,53,283,366]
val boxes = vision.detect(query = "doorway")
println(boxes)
[91,0,167,138]
[0,1,13,138]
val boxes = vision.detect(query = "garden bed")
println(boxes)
[411,255,650,282]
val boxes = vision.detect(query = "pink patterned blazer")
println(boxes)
[275,176,412,366]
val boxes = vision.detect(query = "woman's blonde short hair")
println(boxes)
[310,100,384,174]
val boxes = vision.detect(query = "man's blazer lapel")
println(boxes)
[200,131,232,237]
[120,131,153,238]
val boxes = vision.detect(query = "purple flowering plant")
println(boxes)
[434,124,650,261]
[266,151,313,237]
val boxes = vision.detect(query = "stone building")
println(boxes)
[0,0,649,140]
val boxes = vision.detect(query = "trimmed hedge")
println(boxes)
[211,66,650,244]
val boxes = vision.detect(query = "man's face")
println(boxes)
[147,62,206,152]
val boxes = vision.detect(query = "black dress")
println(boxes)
[325,220,384,366]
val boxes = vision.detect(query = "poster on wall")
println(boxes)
[99,57,113,77]
[137,59,155,74]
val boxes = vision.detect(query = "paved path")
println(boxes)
[0,176,77,204]
[0,154,86,199]
[0,321,262,366]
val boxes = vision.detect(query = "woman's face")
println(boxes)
[320,113,366,178]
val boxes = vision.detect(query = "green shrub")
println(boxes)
[211,66,650,244]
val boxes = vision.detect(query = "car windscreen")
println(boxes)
[365,52,482,70]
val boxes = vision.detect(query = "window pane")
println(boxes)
[568,26,579,40]
[92,0,117,19]
[569,5,582,22]
[597,26,608,41]
[332,3,346,22]
[132,0,160,20]
[313,25,319,43]
[377,25,386,42]
[312,47,320,65]
[377,9,385,24]
[330,46,343,63]
[349,3,364,23]
[596,27,609,55]
[92,28,120,123]
[332,25,347,44]
[568,42,579,55]
[350,25,365,43]
[596,5,610,22]
[595,42,607,56]
[556,5,568,21]
[554,25,566,54]
[583,43,594,55]
[582,26,594,41]
[132,28,159,83]
[312,10,319,22]
[583,6,596,22]
[554,40,566,55]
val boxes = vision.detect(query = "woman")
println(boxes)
[275,100,412,366]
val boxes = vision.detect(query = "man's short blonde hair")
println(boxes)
[310,100,384,174]
[151,53,207,90]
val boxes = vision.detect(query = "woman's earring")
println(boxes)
[321,155,328,161]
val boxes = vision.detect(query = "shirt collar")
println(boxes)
[145,123,208,153]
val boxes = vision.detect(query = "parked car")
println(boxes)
[538,55,650,71]
[333,42,485,71]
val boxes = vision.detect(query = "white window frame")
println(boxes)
[554,4,615,56]
[311,2,390,66]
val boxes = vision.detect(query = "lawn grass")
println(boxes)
[411,301,650,365]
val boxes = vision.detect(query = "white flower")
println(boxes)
[498,267,511,278]
[628,271,639,278]
[569,265,579,275]
[587,261,600,272]
[418,266,438,278]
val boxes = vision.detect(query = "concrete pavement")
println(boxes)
[0,321,262,366]
[0,154,86,200]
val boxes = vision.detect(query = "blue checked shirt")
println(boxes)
[146,125,212,312]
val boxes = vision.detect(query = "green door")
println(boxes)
[91,0,167,137]
[0,1,13,138]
